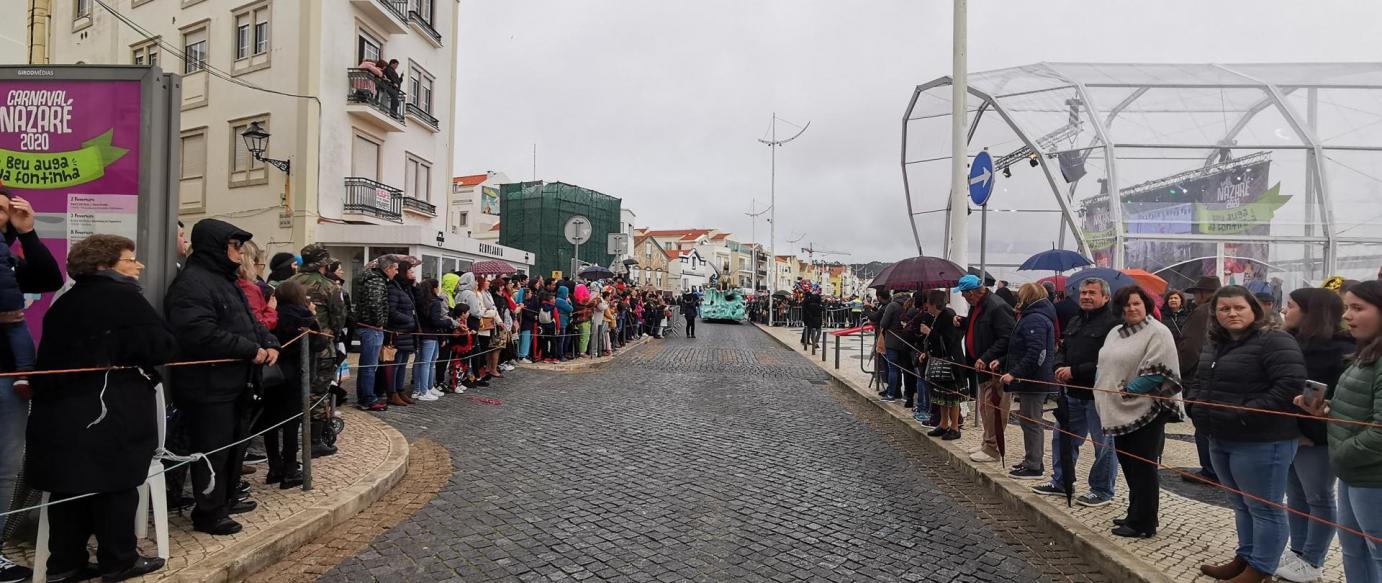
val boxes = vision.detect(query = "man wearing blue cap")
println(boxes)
[955,274,1016,463]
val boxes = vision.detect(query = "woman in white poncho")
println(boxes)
[1093,285,1187,539]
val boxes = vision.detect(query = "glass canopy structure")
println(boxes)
[902,63,1382,290]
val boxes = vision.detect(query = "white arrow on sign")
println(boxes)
[968,168,993,189]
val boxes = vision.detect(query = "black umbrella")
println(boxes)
[871,256,966,291]
[578,265,615,280]
[772,290,792,298]
[966,266,997,287]
[1056,388,1074,507]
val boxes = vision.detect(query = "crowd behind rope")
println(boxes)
[853,266,1382,583]
[0,189,700,582]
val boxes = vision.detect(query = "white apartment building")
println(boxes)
[46,0,531,284]
[449,170,507,241]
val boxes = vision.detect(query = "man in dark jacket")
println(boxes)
[800,293,822,349]
[1032,277,1122,504]
[382,58,403,115]
[681,292,700,338]
[165,219,280,535]
[878,291,911,402]
[352,256,396,411]
[0,193,61,583]
[955,275,1016,463]
[1180,275,1221,483]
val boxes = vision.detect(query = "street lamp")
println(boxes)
[240,121,291,174]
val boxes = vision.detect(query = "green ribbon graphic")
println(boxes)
[0,130,128,189]
[1194,183,1290,236]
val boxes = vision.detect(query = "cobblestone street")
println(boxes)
[326,322,1108,582]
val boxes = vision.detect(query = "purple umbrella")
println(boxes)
[870,256,966,291]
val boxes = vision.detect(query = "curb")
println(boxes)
[167,410,411,583]
[518,334,654,373]
[753,323,1174,583]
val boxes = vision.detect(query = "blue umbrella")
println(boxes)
[1019,249,1094,273]
[1063,267,1137,296]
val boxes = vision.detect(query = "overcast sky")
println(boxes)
[452,1,1382,264]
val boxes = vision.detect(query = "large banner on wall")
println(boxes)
[1081,156,1289,285]
[0,66,180,341]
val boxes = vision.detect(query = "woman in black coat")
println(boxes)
[384,271,419,405]
[26,235,175,581]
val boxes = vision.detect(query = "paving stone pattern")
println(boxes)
[327,322,1107,582]
[760,323,1348,583]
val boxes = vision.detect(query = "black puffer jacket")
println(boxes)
[1189,328,1307,442]
[802,294,822,328]
[387,276,419,351]
[959,291,1015,365]
[1296,333,1355,445]
[1055,303,1121,400]
[166,219,279,405]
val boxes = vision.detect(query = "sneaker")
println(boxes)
[427,388,444,398]
[363,401,388,412]
[1076,493,1113,507]
[243,452,268,465]
[519,358,534,364]
[0,555,31,583]
[880,395,898,402]
[1031,483,1069,497]
[415,392,439,402]
[1276,553,1322,583]
[502,363,516,372]
[1009,467,1044,480]
[967,446,984,455]
[969,451,997,463]
[917,416,937,428]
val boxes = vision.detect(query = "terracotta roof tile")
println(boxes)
[452,174,489,186]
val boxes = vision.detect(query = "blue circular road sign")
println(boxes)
[968,151,995,206]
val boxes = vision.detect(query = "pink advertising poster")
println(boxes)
[0,79,143,341]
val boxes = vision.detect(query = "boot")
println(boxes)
[1201,556,1248,580]
[1224,564,1270,583]
[310,421,338,458]
[388,393,409,407]
[279,463,304,489]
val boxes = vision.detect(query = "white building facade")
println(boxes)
[46,0,530,285]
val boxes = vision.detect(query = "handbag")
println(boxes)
[260,362,287,388]
[924,356,955,384]
[381,344,398,361]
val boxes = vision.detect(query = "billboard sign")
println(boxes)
[0,65,181,339]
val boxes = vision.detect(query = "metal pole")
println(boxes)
[979,203,987,284]
[821,328,827,362]
[768,114,777,327]
[834,334,840,369]
[946,0,970,277]
[300,341,313,491]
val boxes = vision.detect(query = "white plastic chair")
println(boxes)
[33,383,170,583]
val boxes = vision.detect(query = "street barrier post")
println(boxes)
[820,328,827,362]
[301,344,313,491]
[834,334,840,369]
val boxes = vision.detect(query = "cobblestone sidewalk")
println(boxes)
[760,323,1347,583]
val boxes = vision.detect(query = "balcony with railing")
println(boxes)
[405,102,440,132]
[408,10,443,46]
[402,196,437,216]
[346,69,407,131]
[351,0,409,34]
[344,177,403,223]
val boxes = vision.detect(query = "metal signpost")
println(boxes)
[968,150,996,284]
[564,214,591,277]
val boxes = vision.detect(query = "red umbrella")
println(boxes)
[471,260,516,276]
[1037,274,1068,290]
[1121,268,1168,297]
[870,256,966,291]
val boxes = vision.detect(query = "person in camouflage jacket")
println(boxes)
[287,244,346,455]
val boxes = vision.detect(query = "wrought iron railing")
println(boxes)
[346,69,407,124]
[402,196,437,216]
[375,0,408,21]
[344,177,403,223]
[408,10,443,44]
[405,102,440,130]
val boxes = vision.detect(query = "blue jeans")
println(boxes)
[1338,480,1382,583]
[413,339,438,394]
[1285,444,1337,568]
[391,350,413,395]
[1195,431,1218,479]
[355,328,385,406]
[3,322,34,372]
[914,374,930,413]
[518,329,532,360]
[884,348,905,399]
[1210,438,1298,575]
[1049,395,1118,499]
[0,376,24,532]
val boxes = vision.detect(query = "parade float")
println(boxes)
[699,275,746,322]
